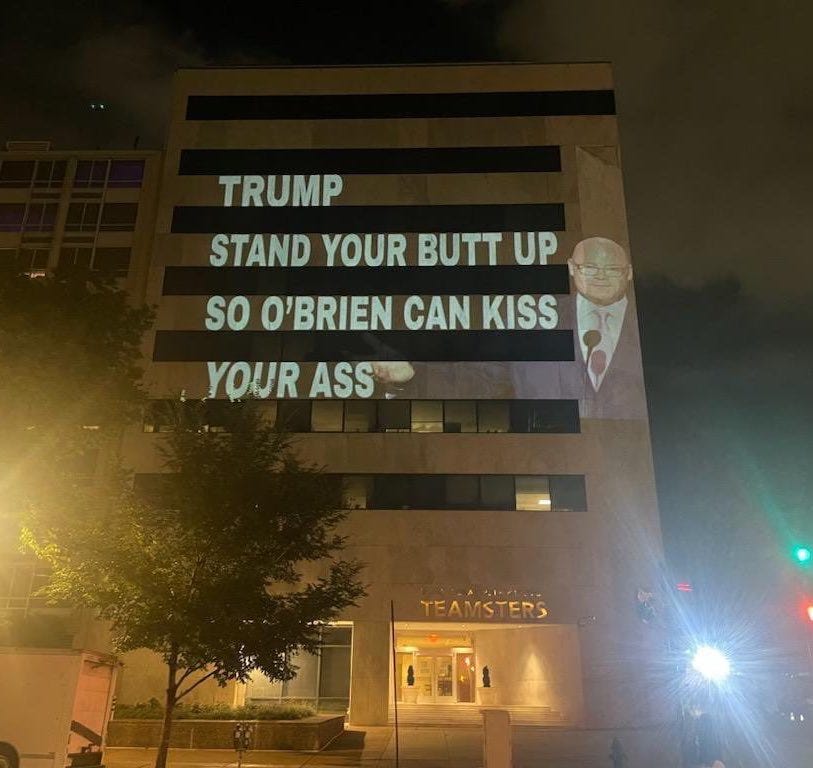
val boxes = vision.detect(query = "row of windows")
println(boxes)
[0,202,139,232]
[0,159,144,188]
[0,247,131,277]
[135,472,587,512]
[144,399,579,435]
[0,563,51,610]
[338,473,586,511]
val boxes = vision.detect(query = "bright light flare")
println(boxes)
[692,645,731,682]
[795,546,812,563]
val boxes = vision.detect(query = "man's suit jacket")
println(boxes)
[510,294,648,420]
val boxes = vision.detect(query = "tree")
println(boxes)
[23,399,365,768]
[0,263,152,536]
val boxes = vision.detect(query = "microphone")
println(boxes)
[582,329,602,401]
[583,329,601,356]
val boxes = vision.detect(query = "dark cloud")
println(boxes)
[499,0,813,302]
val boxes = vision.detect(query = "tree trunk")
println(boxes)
[154,649,179,768]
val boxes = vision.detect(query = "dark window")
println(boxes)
[445,475,479,508]
[510,400,580,433]
[412,475,445,508]
[321,626,351,645]
[411,400,443,432]
[18,248,49,273]
[480,476,515,510]
[33,160,66,188]
[59,247,93,269]
[99,203,138,231]
[74,160,108,187]
[276,401,311,432]
[65,202,100,232]
[377,400,409,432]
[319,646,351,698]
[335,474,583,511]
[478,401,509,433]
[311,400,343,432]
[107,159,145,188]
[444,400,476,433]
[93,247,131,277]
[0,203,26,231]
[549,475,587,511]
[371,475,411,509]
[0,161,35,187]
[23,203,58,231]
[344,401,376,432]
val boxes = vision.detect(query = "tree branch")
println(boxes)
[176,668,220,701]
[175,662,206,686]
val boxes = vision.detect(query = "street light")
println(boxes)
[691,645,731,682]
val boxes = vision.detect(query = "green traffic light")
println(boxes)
[794,546,812,563]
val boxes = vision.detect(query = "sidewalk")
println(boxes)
[106,726,485,768]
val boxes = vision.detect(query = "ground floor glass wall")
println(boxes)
[245,625,352,712]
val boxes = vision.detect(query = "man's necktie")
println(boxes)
[588,309,611,389]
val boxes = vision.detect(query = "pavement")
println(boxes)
[107,721,813,768]
[106,726,485,768]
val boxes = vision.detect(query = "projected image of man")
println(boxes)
[568,236,632,393]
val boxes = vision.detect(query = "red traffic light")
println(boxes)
[807,604,813,623]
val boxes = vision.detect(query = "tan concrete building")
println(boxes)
[114,62,668,729]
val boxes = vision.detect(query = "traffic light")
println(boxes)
[806,603,813,623]
[793,546,812,564]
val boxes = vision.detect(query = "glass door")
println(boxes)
[416,654,454,702]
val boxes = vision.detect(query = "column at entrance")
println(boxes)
[348,620,391,725]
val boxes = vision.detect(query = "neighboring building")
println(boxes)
[0,142,162,655]
[0,142,161,296]
[117,62,668,728]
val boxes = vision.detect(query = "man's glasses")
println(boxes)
[574,263,629,278]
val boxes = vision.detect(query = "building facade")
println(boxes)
[116,62,667,728]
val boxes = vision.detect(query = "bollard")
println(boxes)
[481,709,511,768]
[609,736,627,768]
[233,722,253,768]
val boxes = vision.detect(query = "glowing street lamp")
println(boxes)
[691,645,731,683]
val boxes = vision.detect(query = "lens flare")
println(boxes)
[692,645,731,682]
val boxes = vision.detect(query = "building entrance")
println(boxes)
[415,654,453,701]
[395,628,475,704]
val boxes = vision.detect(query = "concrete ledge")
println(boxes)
[107,716,345,751]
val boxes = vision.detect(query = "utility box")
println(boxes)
[0,648,118,768]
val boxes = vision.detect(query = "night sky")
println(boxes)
[3,0,812,604]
